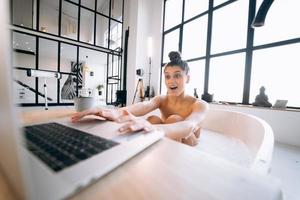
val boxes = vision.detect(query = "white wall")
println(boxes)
[123,0,138,104]
[210,104,300,147]
[123,0,163,104]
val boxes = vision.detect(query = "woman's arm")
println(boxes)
[118,100,209,142]
[155,100,208,140]
[124,96,162,116]
[71,96,162,122]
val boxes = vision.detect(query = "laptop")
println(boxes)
[0,2,163,200]
[272,100,288,109]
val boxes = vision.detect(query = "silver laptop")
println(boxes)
[272,100,288,109]
[0,2,163,200]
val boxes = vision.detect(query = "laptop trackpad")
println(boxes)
[112,131,146,143]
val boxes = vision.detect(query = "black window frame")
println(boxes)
[10,0,125,107]
[161,0,300,109]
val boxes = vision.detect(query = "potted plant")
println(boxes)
[96,84,104,96]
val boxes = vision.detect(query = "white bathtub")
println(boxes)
[145,108,274,174]
[198,109,274,174]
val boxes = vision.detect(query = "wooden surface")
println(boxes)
[0,109,282,200]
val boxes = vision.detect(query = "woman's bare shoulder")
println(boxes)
[185,95,198,104]
[153,95,166,101]
[151,95,166,106]
[185,95,209,110]
[193,99,209,111]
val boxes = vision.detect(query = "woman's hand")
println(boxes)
[182,133,198,146]
[71,107,123,123]
[71,107,154,134]
[117,110,154,134]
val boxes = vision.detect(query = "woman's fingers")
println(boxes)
[119,123,144,134]
[100,110,116,121]
[117,114,133,123]
[182,134,198,146]
[71,109,98,122]
[118,119,153,134]
[115,109,134,122]
[71,108,124,122]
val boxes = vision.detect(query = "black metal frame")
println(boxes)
[11,0,124,107]
[161,0,300,109]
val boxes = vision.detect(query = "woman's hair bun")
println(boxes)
[168,51,181,63]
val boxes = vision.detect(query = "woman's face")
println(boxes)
[164,66,189,96]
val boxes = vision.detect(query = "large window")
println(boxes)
[209,53,245,103]
[163,29,180,63]
[250,43,300,107]
[164,0,182,31]
[61,1,78,40]
[184,0,208,21]
[162,0,300,108]
[182,16,208,60]
[211,0,248,54]
[254,0,300,45]
[80,8,95,44]
[186,60,205,97]
[11,0,124,106]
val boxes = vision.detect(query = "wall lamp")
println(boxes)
[27,69,61,110]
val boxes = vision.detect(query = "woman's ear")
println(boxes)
[186,75,190,83]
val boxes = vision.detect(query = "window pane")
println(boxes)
[209,53,245,102]
[69,0,79,3]
[96,14,109,47]
[12,32,36,69]
[250,43,300,107]
[79,48,107,92]
[61,1,78,40]
[108,55,121,77]
[39,0,59,34]
[107,84,118,103]
[81,0,95,10]
[184,0,208,21]
[254,0,300,45]
[80,8,95,44]
[182,16,208,60]
[60,43,77,73]
[39,38,58,71]
[13,69,36,104]
[164,0,182,31]
[211,1,248,54]
[186,60,205,97]
[111,0,123,21]
[12,0,33,29]
[213,0,230,7]
[97,0,109,16]
[107,54,121,103]
[109,20,122,50]
[38,78,57,104]
[163,29,180,63]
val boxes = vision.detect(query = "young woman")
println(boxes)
[71,51,208,146]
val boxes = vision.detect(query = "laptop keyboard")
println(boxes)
[24,122,119,172]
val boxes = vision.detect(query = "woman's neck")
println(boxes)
[167,91,186,103]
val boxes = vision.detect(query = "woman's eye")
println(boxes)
[174,73,182,79]
[165,75,171,79]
